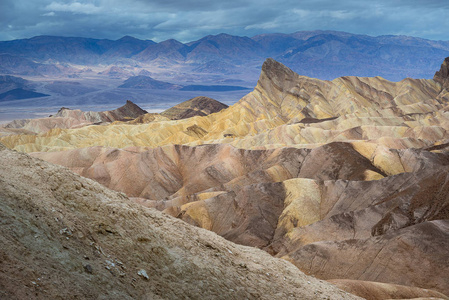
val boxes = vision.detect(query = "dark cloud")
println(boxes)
[0,0,448,42]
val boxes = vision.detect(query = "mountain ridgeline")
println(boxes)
[1,31,449,81]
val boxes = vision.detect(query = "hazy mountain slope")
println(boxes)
[133,39,188,63]
[0,35,154,64]
[101,35,156,58]
[0,53,69,76]
[186,33,263,63]
[118,75,181,89]
[0,75,31,93]
[0,88,49,101]
[98,66,134,78]
[268,32,449,80]
[43,81,99,97]
[0,143,360,300]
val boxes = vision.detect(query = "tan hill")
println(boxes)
[160,96,229,120]
[2,58,449,152]
[1,100,147,135]
[0,143,360,300]
[126,96,228,125]
[119,97,228,125]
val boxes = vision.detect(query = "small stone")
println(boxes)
[137,269,149,280]
[105,260,115,267]
[84,264,93,274]
[59,227,72,236]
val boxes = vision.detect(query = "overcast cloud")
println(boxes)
[0,0,448,42]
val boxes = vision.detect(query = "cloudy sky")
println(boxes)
[0,0,448,42]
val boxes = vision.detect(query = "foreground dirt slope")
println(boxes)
[0,143,359,300]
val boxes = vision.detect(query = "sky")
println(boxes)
[0,0,448,42]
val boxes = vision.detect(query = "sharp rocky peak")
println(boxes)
[434,57,449,88]
[257,58,298,92]
[261,58,296,80]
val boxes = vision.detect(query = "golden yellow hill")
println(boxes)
[2,58,449,152]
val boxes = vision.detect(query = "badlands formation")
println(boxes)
[0,143,359,299]
[2,57,449,299]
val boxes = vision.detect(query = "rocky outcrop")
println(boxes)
[435,57,449,90]
[160,96,229,120]
[0,145,359,299]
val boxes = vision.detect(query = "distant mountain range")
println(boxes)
[1,30,449,81]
